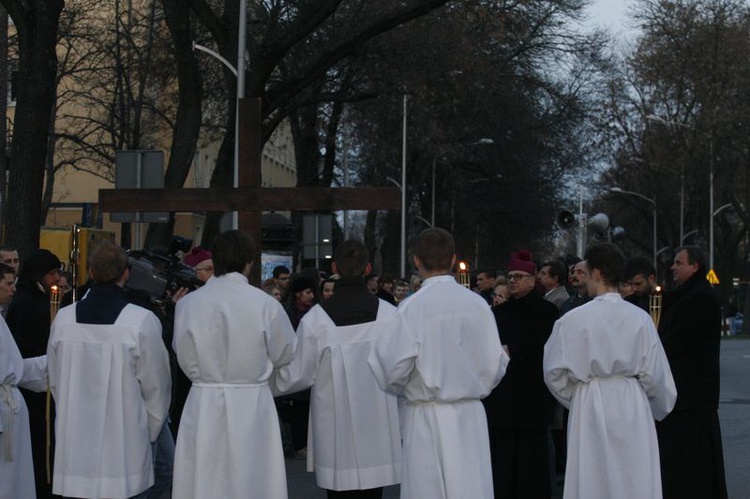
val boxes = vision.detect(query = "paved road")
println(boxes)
[287,339,750,498]
[719,338,750,498]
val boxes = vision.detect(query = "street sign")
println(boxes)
[707,269,720,285]
[111,150,169,223]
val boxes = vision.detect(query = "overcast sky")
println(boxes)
[584,0,638,38]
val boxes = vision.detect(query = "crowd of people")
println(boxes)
[0,228,729,499]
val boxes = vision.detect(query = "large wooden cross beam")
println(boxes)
[99,98,401,284]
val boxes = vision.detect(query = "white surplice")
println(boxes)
[272,301,401,491]
[48,303,171,499]
[173,272,297,499]
[0,316,46,499]
[543,293,677,499]
[368,275,508,499]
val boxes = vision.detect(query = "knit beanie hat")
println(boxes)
[183,246,212,268]
[20,249,62,283]
[289,275,317,294]
[507,250,537,275]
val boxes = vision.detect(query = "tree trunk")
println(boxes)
[0,7,7,236]
[144,0,204,250]
[3,0,64,257]
[200,124,235,247]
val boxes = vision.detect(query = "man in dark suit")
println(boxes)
[656,245,727,499]
[484,250,558,499]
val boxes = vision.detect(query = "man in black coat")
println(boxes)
[657,245,727,499]
[483,250,558,499]
[7,249,63,499]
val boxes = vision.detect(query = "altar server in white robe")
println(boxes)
[48,241,171,499]
[544,242,677,499]
[173,230,297,499]
[272,239,401,498]
[368,228,508,499]
[0,262,47,499]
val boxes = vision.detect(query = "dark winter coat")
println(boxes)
[657,271,721,412]
[484,288,558,431]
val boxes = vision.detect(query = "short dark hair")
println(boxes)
[0,246,17,253]
[272,265,290,278]
[541,260,567,285]
[623,255,656,281]
[0,263,14,279]
[477,269,496,279]
[90,241,129,284]
[676,245,707,275]
[334,240,369,277]
[584,242,625,287]
[212,230,256,277]
[414,228,455,272]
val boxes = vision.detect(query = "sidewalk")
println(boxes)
[285,457,399,498]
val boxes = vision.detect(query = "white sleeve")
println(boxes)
[265,303,298,370]
[271,311,319,396]
[47,316,62,400]
[637,320,677,421]
[136,311,172,441]
[367,313,418,396]
[543,320,575,408]
[19,355,48,392]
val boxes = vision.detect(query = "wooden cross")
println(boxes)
[99,98,401,284]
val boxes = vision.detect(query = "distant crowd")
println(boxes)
[0,229,727,499]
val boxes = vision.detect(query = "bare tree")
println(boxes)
[597,0,750,307]
[0,0,64,257]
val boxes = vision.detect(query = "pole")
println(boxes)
[343,153,349,239]
[577,186,585,258]
[679,171,684,243]
[232,0,247,230]
[134,152,142,249]
[400,94,407,278]
[709,137,715,270]
[431,156,436,228]
[653,205,657,269]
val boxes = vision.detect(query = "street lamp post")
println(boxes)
[193,0,247,230]
[610,187,657,268]
[400,94,408,278]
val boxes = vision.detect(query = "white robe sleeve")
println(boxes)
[136,311,172,441]
[543,320,576,409]
[271,310,319,396]
[637,322,677,421]
[368,313,418,396]
[264,305,297,370]
[19,355,48,392]
[48,316,62,400]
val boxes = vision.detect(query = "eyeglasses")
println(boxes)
[506,273,533,282]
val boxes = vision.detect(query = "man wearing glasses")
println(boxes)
[484,250,559,499]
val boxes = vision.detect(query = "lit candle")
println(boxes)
[649,285,662,328]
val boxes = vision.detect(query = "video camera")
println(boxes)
[126,236,204,302]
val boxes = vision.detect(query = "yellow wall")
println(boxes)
[44,120,298,248]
